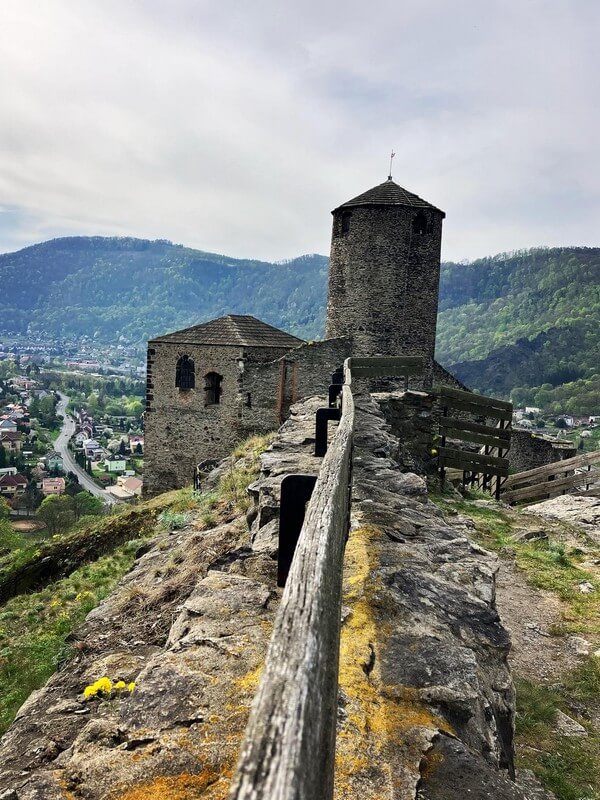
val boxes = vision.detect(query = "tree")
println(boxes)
[71,491,104,520]
[0,497,12,519]
[24,480,43,515]
[0,447,6,468]
[37,495,75,535]
[135,443,143,455]
[0,518,23,553]
[118,440,127,456]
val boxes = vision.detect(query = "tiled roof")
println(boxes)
[0,432,21,441]
[0,473,27,486]
[334,178,445,216]
[123,477,143,491]
[151,315,304,349]
[43,478,65,488]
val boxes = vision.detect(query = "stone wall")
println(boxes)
[374,389,437,475]
[326,204,444,386]
[510,429,577,473]
[144,341,292,495]
[432,359,471,391]
[240,337,353,435]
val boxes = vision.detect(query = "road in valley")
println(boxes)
[54,393,118,505]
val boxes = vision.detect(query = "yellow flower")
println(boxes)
[127,682,136,693]
[95,677,113,695]
[83,676,114,699]
[114,681,126,690]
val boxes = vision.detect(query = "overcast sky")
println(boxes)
[0,1,598,262]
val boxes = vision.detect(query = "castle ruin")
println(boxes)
[144,177,452,495]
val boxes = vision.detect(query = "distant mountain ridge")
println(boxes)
[1,237,599,411]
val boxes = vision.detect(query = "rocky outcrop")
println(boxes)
[335,394,529,798]
[0,513,278,798]
[525,494,600,538]
[0,393,551,799]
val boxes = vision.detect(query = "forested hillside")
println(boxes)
[1,238,599,412]
[438,247,600,412]
[0,237,328,343]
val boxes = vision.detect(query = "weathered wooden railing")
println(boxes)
[502,449,600,505]
[228,383,354,800]
[229,355,423,800]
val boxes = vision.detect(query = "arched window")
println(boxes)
[412,211,428,235]
[341,211,352,234]
[204,372,223,405]
[175,355,195,390]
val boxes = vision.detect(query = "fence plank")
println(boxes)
[439,385,513,411]
[344,356,424,383]
[348,356,424,369]
[229,384,354,800]
[440,417,511,448]
[503,449,600,489]
[438,394,513,421]
[438,446,510,477]
[503,470,600,504]
[350,364,423,378]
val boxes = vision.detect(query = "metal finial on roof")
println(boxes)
[388,150,395,180]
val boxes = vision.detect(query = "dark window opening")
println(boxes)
[204,372,223,405]
[412,211,428,235]
[341,211,352,234]
[175,355,195,390]
[245,392,252,408]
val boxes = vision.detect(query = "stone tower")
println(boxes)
[326,177,445,382]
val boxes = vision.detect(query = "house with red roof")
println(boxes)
[0,473,27,496]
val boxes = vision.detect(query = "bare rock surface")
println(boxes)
[525,495,600,538]
[335,393,543,799]
[0,517,278,799]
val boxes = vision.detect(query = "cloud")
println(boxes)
[0,0,598,261]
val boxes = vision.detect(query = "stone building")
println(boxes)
[145,177,450,494]
[144,315,303,494]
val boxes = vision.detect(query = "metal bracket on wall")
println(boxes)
[329,366,345,407]
[328,383,343,408]
[277,473,318,587]
[315,407,342,457]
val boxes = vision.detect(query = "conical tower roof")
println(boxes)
[333,178,445,216]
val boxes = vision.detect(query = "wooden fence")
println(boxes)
[502,449,600,505]
[437,386,512,500]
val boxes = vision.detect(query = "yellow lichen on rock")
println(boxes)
[335,525,448,799]
[115,767,232,800]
